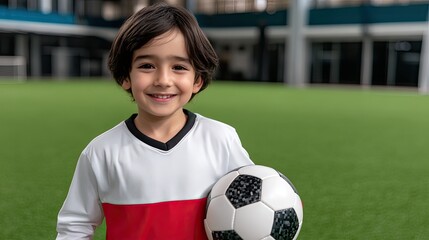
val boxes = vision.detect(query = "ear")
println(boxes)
[192,77,203,93]
[122,79,131,91]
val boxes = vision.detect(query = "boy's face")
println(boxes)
[123,28,202,120]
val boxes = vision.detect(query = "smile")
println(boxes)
[149,94,176,99]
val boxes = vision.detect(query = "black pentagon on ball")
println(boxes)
[212,230,243,240]
[225,174,262,209]
[271,208,300,240]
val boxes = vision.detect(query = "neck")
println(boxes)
[134,111,187,143]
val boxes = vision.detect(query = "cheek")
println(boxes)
[127,72,149,90]
[174,75,196,89]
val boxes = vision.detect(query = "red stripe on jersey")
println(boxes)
[102,198,208,240]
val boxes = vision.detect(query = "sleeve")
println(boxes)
[56,151,104,240]
[227,129,254,171]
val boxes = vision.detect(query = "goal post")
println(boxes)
[0,56,27,81]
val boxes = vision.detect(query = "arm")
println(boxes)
[227,129,254,170]
[56,152,104,240]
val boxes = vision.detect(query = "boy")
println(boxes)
[56,3,253,240]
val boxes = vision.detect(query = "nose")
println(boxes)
[154,68,172,87]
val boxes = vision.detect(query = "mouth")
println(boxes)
[148,94,176,100]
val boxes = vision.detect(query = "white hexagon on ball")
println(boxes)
[205,195,236,232]
[261,176,297,210]
[234,202,274,240]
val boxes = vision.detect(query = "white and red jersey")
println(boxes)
[56,110,253,240]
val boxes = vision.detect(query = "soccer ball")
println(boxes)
[204,165,303,240]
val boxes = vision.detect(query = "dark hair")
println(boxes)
[108,3,218,98]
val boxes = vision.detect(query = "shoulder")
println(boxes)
[193,113,239,140]
[82,121,130,155]
[191,113,253,168]
[194,113,236,132]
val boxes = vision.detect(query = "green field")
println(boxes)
[1,80,428,239]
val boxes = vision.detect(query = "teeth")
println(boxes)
[153,94,172,99]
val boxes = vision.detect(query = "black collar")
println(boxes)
[125,110,196,151]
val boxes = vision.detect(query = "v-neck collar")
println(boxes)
[125,109,196,151]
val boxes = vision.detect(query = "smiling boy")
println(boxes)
[56,3,253,240]
[124,29,202,142]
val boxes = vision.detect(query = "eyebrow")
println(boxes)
[133,54,190,63]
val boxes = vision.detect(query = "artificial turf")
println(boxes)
[0,80,428,239]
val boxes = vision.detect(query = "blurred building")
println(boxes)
[0,0,429,92]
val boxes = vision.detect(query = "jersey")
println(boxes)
[56,110,253,240]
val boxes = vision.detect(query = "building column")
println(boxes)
[14,34,29,79]
[15,34,28,57]
[418,20,429,93]
[58,0,73,14]
[52,47,70,79]
[40,0,52,14]
[31,35,41,77]
[14,34,28,79]
[361,36,373,87]
[286,0,310,86]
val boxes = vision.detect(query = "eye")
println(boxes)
[138,63,155,69]
[173,65,188,71]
